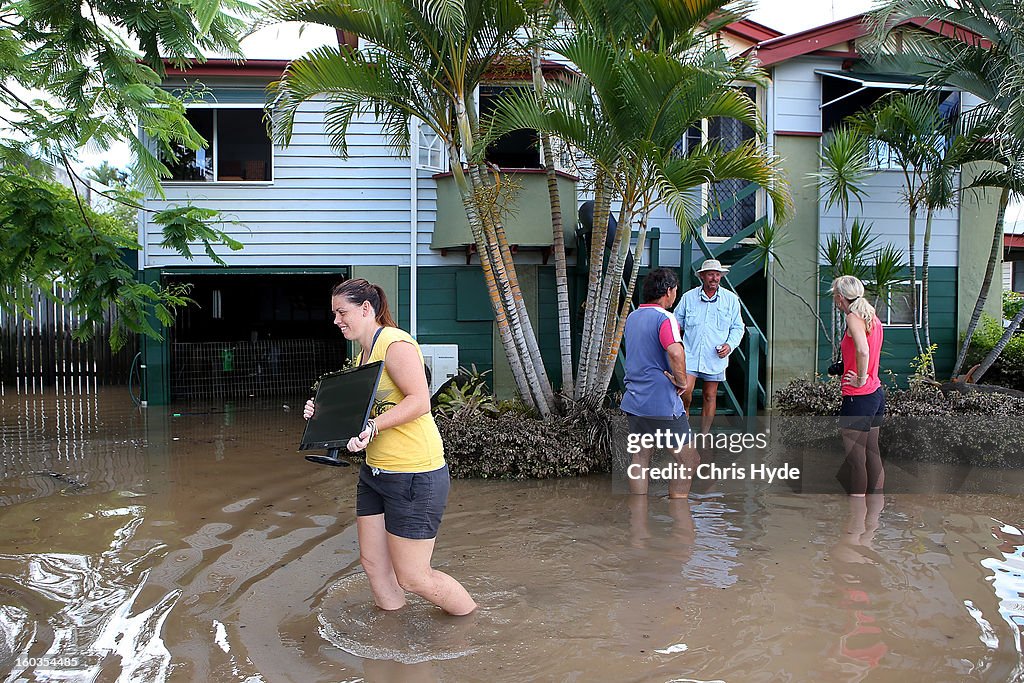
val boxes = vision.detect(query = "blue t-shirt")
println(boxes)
[620,305,684,419]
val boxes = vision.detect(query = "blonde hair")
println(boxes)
[831,275,876,332]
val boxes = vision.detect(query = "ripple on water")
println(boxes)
[317,573,517,664]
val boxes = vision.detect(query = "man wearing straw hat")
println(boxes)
[674,259,745,435]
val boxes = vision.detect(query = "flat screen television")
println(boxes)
[299,361,384,465]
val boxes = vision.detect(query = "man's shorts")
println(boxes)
[625,412,693,450]
[690,371,726,382]
[838,387,886,432]
[356,463,450,540]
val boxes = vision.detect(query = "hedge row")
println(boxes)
[436,408,615,479]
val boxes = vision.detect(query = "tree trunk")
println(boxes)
[973,304,1024,383]
[597,214,648,392]
[576,173,612,398]
[472,164,557,414]
[922,207,934,377]
[595,204,633,390]
[466,165,553,417]
[452,93,553,416]
[907,207,924,358]
[447,142,538,412]
[530,43,574,398]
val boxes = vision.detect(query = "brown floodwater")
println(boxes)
[2,388,1024,682]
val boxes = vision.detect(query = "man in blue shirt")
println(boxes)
[621,267,699,498]
[674,259,745,435]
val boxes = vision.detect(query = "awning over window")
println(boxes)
[815,69,930,109]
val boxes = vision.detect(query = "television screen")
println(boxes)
[299,361,384,451]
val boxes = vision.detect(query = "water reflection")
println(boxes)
[829,494,887,681]
[1,390,1024,681]
[981,522,1024,680]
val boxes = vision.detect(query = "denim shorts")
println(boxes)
[356,463,450,540]
[839,387,886,432]
[690,370,726,382]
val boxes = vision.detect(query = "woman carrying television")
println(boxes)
[832,275,885,497]
[303,278,476,615]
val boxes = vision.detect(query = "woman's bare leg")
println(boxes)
[865,426,884,492]
[356,514,406,610]
[388,534,477,616]
[840,428,871,496]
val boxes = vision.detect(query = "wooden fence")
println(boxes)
[0,284,137,394]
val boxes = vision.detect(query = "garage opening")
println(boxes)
[164,273,348,400]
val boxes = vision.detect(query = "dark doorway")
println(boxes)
[164,273,348,400]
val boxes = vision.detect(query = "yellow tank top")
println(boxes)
[363,326,445,472]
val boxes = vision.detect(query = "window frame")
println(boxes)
[416,122,447,172]
[475,82,543,170]
[870,279,923,328]
[163,103,275,186]
[693,84,762,244]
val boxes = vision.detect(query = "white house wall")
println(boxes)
[144,97,593,269]
[771,57,840,135]
[766,57,963,267]
[145,99,406,267]
[819,171,960,267]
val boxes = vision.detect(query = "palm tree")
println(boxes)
[264,0,559,417]
[867,0,1024,378]
[919,106,964,374]
[848,91,947,362]
[522,2,575,396]
[486,6,792,402]
[810,125,873,354]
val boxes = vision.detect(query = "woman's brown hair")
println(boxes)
[331,279,398,327]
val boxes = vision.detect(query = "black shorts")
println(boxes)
[356,463,450,540]
[625,412,692,447]
[839,387,886,432]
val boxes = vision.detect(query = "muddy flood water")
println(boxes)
[2,388,1024,682]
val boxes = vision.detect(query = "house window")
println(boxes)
[863,91,960,171]
[164,108,273,182]
[1014,262,1024,294]
[706,86,758,239]
[820,71,960,171]
[479,84,541,169]
[417,124,445,171]
[873,280,922,327]
[672,124,702,158]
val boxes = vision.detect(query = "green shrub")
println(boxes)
[964,314,1024,390]
[774,376,842,416]
[1005,290,1024,321]
[432,365,499,419]
[437,407,615,479]
[774,377,1024,417]
[773,378,1024,467]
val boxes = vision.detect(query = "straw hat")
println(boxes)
[696,258,730,274]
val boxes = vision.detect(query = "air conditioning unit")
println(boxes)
[420,344,459,395]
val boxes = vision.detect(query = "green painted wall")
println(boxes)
[491,265,539,399]
[817,266,959,382]
[413,266,495,380]
[140,268,171,405]
[398,267,411,330]
[405,265,565,398]
[431,173,578,249]
[537,266,568,390]
[767,135,821,400]
[957,162,1004,336]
